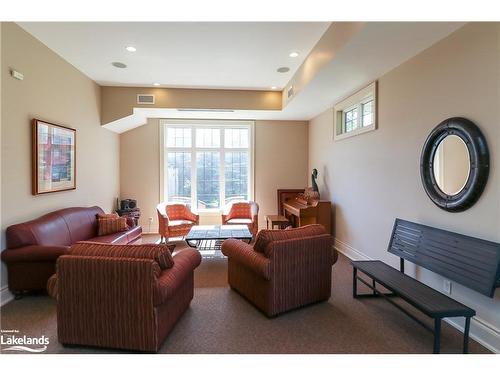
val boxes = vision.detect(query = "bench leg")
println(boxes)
[433,318,441,354]
[353,267,358,298]
[463,317,471,354]
[372,279,376,295]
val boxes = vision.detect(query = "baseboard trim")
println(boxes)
[445,316,500,354]
[334,237,500,354]
[334,238,372,261]
[1,285,14,307]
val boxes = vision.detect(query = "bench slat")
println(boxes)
[389,219,500,297]
[352,260,475,318]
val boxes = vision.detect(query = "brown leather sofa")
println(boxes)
[1,206,142,296]
[47,242,201,352]
[221,224,337,317]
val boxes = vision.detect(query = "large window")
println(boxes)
[161,120,254,211]
[334,81,377,140]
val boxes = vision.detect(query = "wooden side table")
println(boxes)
[265,215,290,229]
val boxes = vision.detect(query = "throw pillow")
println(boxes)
[97,216,129,236]
[97,212,119,219]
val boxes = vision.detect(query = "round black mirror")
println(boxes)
[420,117,489,212]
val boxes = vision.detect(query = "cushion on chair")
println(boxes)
[70,242,175,269]
[228,202,251,219]
[254,224,327,257]
[226,218,252,224]
[169,220,195,226]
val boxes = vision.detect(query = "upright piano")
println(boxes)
[277,189,332,234]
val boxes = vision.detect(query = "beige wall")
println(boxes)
[254,120,308,224]
[1,23,120,294]
[308,23,499,350]
[102,86,282,125]
[120,118,161,232]
[120,119,308,232]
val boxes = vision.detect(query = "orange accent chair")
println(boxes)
[221,201,259,237]
[157,203,199,243]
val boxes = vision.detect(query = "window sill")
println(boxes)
[334,124,376,141]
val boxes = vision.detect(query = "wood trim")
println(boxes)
[32,118,77,195]
[276,189,305,215]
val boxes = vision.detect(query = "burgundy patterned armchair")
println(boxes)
[157,203,199,243]
[221,201,259,237]
[221,224,337,317]
[47,242,201,352]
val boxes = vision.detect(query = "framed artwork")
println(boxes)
[32,119,76,195]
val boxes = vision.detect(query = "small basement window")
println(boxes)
[334,81,377,140]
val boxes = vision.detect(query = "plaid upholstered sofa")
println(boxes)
[221,224,337,317]
[47,242,201,352]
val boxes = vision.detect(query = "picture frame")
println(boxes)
[32,118,76,195]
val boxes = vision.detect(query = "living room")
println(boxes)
[1,1,499,373]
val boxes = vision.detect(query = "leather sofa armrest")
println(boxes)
[154,249,201,305]
[1,245,70,263]
[221,239,271,280]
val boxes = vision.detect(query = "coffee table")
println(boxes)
[185,225,252,258]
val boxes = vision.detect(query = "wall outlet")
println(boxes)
[148,217,153,223]
[443,279,452,294]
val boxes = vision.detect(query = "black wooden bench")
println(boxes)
[351,218,500,354]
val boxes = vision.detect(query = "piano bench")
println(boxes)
[265,215,289,229]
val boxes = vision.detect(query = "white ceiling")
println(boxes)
[101,22,465,133]
[18,21,465,131]
[283,22,465,120]
[18,22,330,90]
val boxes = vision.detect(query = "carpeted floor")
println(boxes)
[0,237,491,354]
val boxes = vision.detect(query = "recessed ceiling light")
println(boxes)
[277,67,290,73]
[126,46,137,52]
[289,51,299,58]
[111,62,127,69]
[153,83,160,86]
[271,86,278,90]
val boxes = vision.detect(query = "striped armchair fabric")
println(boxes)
[157,203,200,243]
[221,224,337,317]
[47,243,201,352]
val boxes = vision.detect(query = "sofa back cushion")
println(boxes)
[71,242,175,270]
[6,206,104,249]
[61,207,104,243]
[254,224,327,257]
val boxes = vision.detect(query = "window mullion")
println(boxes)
[220,128,225,209]
[191,126,196,210]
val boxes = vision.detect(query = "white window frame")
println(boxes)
[334,81,377,141]
[159,119,255,213]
